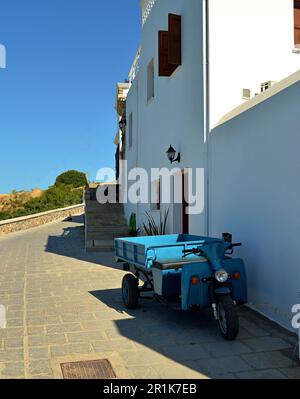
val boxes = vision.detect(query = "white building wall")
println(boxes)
[123,78,139,223]
[125,0,207,234]
[209,80,300,331]
[209,0,300,127]
[119,1,300,330]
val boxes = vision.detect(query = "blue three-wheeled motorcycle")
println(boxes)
[115,233,247,340]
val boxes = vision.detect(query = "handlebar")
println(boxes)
[225,242,242,255]
[182,242,242,258]
[182,248,204,257]
[229,243,242,249]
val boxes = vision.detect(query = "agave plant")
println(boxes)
[142,208,170,236]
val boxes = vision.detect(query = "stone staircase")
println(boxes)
[84,186,129,252]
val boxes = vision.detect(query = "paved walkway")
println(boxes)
[0,216,299,379]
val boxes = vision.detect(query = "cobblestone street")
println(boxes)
[0,216,299,379]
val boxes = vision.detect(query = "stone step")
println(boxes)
[86,232,128,241]
[85,201,124,209]
[85,205,124,211]
[85,209,126,215]
[85,219,127,227]
[84,190,127,251]
[85,240,115,252]
[86,226,129,233]
[84,186,119,202]
[85,213,126,218]
[86,247,114,253]
[86,223,127,229]
[85,210,126,216]
[85,206,124,211]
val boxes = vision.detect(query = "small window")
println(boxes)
[261,82,270,93]
[261,81,275,93]
[147,59,155,101]
[242,88,251,100]
[295,1,300,48]
[128,113,133,149]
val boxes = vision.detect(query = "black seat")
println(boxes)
[153,257,207,271]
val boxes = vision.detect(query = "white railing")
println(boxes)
[142,0,157,26]
[128,47,141,83]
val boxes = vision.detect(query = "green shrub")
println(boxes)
[0,171,85,221]
[129,213,140,237]
[0,212,12,221]
[0,186,83,221]
[55,170,88,188]
[23,185,83,213]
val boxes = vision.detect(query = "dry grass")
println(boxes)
[0,189,43,212]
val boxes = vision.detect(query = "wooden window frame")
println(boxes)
[147,58,155,101]
[158,14,182,77]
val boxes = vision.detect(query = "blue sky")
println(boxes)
[0,0,141,193]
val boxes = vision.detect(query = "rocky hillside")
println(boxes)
[0,189,43,213]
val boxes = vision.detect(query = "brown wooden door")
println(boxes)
[182,171,189,234]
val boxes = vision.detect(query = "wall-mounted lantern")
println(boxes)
[166,145,181,164]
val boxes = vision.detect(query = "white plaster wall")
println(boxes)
[123,77,139,223]
[210,81,300,331]
[125,0,207,234]
[209,0,300,127]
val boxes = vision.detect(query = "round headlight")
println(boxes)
[215,269,229,283]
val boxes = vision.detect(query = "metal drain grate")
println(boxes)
[61,359,116,379]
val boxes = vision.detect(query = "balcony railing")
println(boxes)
[128,47,141,83]
[141,0,157,26]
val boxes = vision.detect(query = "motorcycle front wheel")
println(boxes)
[217,295,239,340]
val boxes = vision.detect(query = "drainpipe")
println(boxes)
[203,0,210,236]
[136,78,140,227]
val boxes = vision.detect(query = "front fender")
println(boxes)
[224,258,248,304]
[214,286,231,295]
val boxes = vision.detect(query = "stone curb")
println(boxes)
[0,204,84,236]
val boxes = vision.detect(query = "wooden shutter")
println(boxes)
[158,31,176,76]
[168,14,182,65]
[295,1,300,46]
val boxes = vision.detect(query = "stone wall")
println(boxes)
[0,204,84,236]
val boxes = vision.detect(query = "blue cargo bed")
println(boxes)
[115,234,219,270]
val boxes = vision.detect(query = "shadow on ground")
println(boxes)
[90,287,223,378]
[90,288,299,379]
[62,215,84,224]
[45,215,299,378]
[45,214,122,270]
